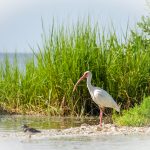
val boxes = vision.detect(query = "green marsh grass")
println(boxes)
[113,97,150,126]
[0,19,150,118]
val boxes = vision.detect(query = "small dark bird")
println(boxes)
[22,124,41,134]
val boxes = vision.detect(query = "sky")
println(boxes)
[0,0,149,53]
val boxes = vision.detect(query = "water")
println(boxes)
[0,115,99,131]
[0,53,34,71]
[1,135,150,150]
[0,115,150,150]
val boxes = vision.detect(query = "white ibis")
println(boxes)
[73,71,120,127]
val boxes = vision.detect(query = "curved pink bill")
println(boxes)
[73,75,86,92]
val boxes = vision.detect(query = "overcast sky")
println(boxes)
[0,0,148,53]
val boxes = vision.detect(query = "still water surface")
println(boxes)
[0,115,150,150]
[0,53,34,71]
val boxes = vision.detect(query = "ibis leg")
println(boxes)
[99,108,103,127]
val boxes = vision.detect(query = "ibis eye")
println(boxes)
[85,73,88,77]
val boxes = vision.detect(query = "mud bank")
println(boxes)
[41,124,150,137]
[0,124,150,140]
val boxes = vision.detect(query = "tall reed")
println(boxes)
[0,19,149,116]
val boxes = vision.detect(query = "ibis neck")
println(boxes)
[87,74,92,90]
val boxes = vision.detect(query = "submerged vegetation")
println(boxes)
[0,16,150,126]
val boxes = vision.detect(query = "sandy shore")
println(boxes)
[41,123,150,137]
[0,124,150,140]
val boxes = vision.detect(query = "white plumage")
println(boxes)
[73,71,120,127]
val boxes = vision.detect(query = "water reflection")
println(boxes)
[0,115,99,132]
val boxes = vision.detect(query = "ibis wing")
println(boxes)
[93,88,117,108]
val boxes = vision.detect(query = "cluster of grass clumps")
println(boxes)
[113,97,150,126]
[0,18,150,117]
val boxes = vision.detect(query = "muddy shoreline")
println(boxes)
[41,123,150,137]
[0,124,150,140]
